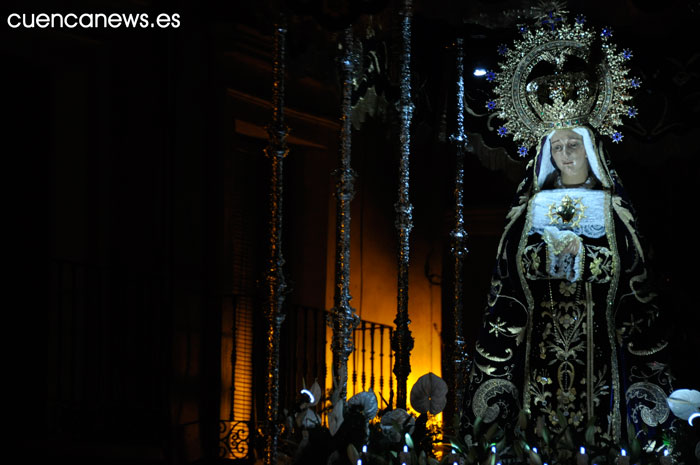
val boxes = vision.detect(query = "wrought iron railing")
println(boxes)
[348,319,394,406]
[219,420,253,461]
[219,298,395,461]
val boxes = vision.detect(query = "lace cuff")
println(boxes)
[543,227,584,282]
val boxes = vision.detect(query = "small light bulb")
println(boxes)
[473,68,487,77]
[664,449,670,457]
[357,460,362,465]
[403,445,409,453]
[491,445,497,454]
[621,449,627,457]
[533,447,538,454]
[580,446,586,455]
[362,445,367,454]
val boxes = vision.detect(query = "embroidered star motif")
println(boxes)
[624,315,645,335]
[488,317,508,337]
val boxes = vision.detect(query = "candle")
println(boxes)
[399,444,411,465]
[525,446,540,465]
[659,449,672,465]
[616,449,629,465]
[577,446,588,465]
[446,448,459,465]
[448,449,465,465]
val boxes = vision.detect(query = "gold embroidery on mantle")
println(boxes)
[603,191,622,442]
[627,341,668,356]
[518,197,537,410]
[587,246,613,283]
[472,379,519,423]
[586,282,594,420]
[477,341,514,362]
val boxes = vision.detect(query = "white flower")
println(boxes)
[667,389,700,422]
[330,366,348,406]
[348,390,378,420]
[380,408,415,442]
[295,408,321,429]
[410,372,448,415]
[329,399,344,436]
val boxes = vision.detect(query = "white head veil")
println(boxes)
[535,127,610,190]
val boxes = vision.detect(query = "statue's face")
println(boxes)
[550,129,588,182]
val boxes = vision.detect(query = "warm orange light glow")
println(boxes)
[322,154,444,432]
[220,297,253,459]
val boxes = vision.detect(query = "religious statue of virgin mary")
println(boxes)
[463,14,678,456]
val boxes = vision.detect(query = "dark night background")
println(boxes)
[3,0,698,463]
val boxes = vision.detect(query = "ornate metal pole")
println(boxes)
[330,27,359,402]
[391,0,415,410]
[449,37,470,427]
[262,18,288,465]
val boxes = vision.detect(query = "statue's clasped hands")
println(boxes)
[557,236,580,256]
[543,227,581,257]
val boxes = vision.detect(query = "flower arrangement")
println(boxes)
[276,372,447,465]
[274,377,698,465]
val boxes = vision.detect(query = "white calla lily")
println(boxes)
[380,408,415,442]
[329,399,345,436]
[667,389,700,422]
[410,372,448,415]
[348,390,378,420]
[295,408,321,429]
